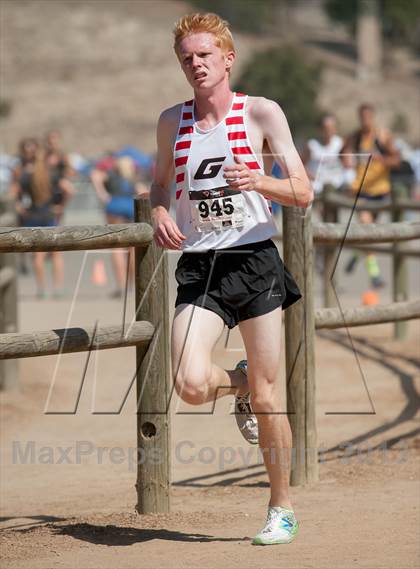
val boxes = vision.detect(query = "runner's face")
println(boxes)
[177,33,234,90]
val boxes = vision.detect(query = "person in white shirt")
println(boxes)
[301,113,346,195]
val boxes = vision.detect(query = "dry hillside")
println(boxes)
[1,0,419,157]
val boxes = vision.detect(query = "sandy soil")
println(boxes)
[1,261,419,569]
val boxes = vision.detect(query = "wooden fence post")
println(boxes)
[391,184,408,340]
[283,205,318,486]
[0,253,18,389]
[321,185,338,308]
[134,199,171,513]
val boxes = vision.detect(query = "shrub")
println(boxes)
[234,46,322,138]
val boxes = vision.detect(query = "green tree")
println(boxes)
[234,46,322,138]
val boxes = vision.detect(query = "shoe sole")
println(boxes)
[235,411,259,445]
[252,536,295,545]
[235,362,259,445]
[251,525,298,545]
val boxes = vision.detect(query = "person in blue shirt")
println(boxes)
[91,157,148,297]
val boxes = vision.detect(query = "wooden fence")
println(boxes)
[0,198,419,508]
[0,198,18,390]
[0,199,170,514]
[319,185,420,340]
[283,192,420,485]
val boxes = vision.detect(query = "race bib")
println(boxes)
[189,186,247,233]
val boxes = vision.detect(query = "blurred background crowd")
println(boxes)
[0,0,419,297]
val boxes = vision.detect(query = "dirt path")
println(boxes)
[1,288,419,568]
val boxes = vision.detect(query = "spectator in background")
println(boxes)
[10,138,65,298]
[301,113,348,273]
[90,156,149,297]
[391,137,416,200]
[301,113,347,197]
[45,130,75,223]
[342,103,401,288]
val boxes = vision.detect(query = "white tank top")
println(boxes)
[173,92,277,252]
[307,135,344,193]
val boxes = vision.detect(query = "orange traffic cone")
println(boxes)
[91,259,107,286]
[362,290,379,306]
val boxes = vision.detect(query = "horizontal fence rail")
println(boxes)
[315,299,420,330]
[1,221,418,252]
[347,244,420,257]
[312,221,420,245]
[0,322,155,360]
[320,192,420,212]
[0,223,154,253]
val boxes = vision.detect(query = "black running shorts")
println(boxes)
[174,238,302,329]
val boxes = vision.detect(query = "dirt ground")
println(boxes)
[1,255,420,569]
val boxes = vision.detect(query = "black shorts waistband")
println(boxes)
[182,238,274,257]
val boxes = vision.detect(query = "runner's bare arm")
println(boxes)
[151,107,186,249]
[224,98,313,208]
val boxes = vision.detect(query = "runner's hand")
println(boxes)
[223,155,263,192]
[152,211,186,250]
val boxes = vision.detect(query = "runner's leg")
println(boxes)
[360,210,383,286]
[51,251,64,290]
[32,251,47,295]
[238,306,293,509]
[107,214,128,292]
[171,303,249,405]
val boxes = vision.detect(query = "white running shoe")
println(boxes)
[252,506,299,545]
[234,360,258,445]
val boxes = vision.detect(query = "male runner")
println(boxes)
[150,12,312,545]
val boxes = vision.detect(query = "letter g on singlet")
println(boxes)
[194,156,226,180]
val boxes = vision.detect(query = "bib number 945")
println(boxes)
[198,197,234,218]
[189,186,247,233]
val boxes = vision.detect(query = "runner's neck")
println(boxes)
[193,84,234,128]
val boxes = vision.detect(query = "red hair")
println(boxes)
[173,12,235,53]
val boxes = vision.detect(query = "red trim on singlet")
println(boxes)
[225,116,244,126]
[175,140,191,151]
[178,126,193,135]
[245,161,260,170]
[228,131,246,140]
[175,156,188,167]
[232,146,252,155]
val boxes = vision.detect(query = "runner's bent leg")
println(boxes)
[238,307,293,510]
[171,303,249,405]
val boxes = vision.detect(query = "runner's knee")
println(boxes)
[251,381,282,414]
[174,367,212,405]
